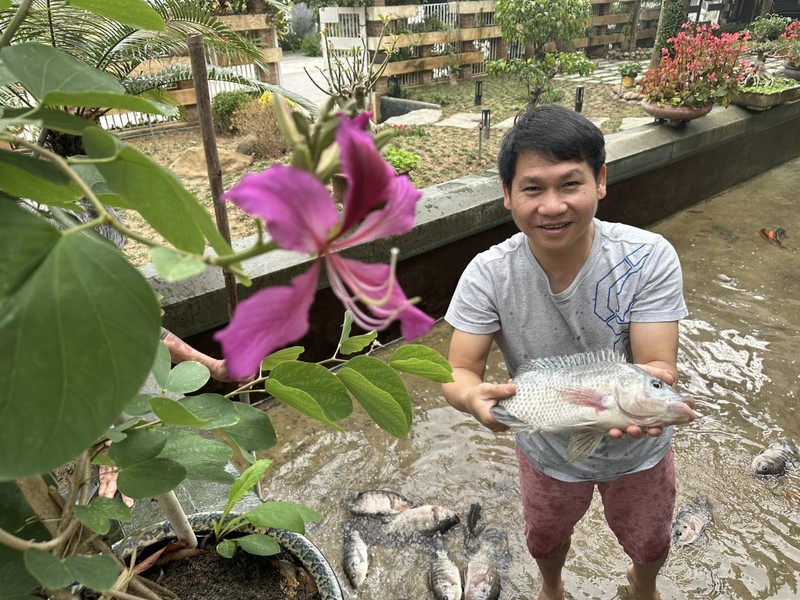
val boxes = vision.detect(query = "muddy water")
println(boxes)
[258,156,800,600]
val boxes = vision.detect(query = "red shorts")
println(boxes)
[517,445,676,565]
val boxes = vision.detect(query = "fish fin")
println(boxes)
[490,405,529,428]
[517,349,626,374]
[560,388,611,411]
[567,431,605,462]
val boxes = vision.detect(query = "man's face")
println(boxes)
[502,152,606,256]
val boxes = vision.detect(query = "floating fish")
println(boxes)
[386,504,460,536]
[343,489,415,517]
[672,497,713,547]
[463,504,501,600]
[759,227,786,246]
[430,535,462,600]
[342,524,369,589]
[491,350,696,462]
[751,439,798,477]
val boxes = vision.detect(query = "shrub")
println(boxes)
[300,33,322,57]
[290,2,316,39]
[212,90,254,133]
[618,61,642,77]
[384,146,420,173]
[231,98,290,159]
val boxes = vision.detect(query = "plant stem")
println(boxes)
[155,491,197,549]
[0,0,33,47]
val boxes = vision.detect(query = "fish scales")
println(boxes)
[751,439,798,476]
[430,539,463,600]
[491,350,695,461]
[672,497,713,547]
[342,526,369,589]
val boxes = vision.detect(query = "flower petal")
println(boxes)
[336,114,396,232]
[223,165,337,253]
[214,263,320,380]
[326,255,434,339]
[335,173,421,248]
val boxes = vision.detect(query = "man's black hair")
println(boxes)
[497,104,606,188]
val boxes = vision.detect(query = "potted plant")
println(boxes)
[778,19,800,80]
[639,23,749,126]
[618,61,642,88]
[0,1,453,598]
[384,146,421,177]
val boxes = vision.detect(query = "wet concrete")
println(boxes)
[249,155,800,599]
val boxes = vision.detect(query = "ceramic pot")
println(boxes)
[639,101,713,127]
[621,75,636,88]
[729,84,800,111]
[113,511,344,600]
[782,64,800,81]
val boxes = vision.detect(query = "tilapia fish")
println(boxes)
[463,503,504,600]
[751,439,798,476]
[672,497,713,547]
[342,524,369,589]
[343,489,415,516]
[491,350,696,462]
[386,504,460,536]
[430,536,463,600]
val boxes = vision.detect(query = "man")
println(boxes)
[442,105,694,600]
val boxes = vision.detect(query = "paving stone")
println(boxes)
[433,112,483,128]
[383,108,442,126]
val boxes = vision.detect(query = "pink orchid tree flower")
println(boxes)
[215,113,435,379]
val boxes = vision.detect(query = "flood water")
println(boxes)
[258,155,800,599]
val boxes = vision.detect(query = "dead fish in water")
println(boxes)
[343,489,415,517]
[491,350,696,462]
[751,439,799,476]
[430,535,462,600]
[759,227,786,247]
[672,497,713,547]
[463,504,501,600]
[386,504,460,536]
[342,524,369,589]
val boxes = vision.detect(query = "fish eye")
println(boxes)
[650,379,663,389]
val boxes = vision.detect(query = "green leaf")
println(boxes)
[152,339,172,390]
[116,457,186,499]
[63,554,119,592]
[244,501,321,533]
[23,549,72,589]
[269,361,352,421]
[107,429,167,467]
[236,533,281,556]
[71,163,115,196]
[164,361,210,394]
[180,394,240,429]
[1,107,92,135]
[216,539,237,558]
[82,126,235,256]
[264,378,344,431]
[151,247,207,282]
[0,0,10,9]
[0,44,170,114]
[0,205,160,479]
[225,459,272,513]
[389,344,454,383]
[219,403,277,453]
[337,311,354,347]
[150,397,214,428]
[339,330,378,355]
[260,346,305,371]
[0,150,83,206]
[125,394,156,417]
[158,429,233,481]
[74,497,132,535]
[338,356,412,438]
[67,0,166,31]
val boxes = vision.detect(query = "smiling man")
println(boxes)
[441,105,693,600]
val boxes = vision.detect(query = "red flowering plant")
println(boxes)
[640,23,750,108]
[778,19,800,68]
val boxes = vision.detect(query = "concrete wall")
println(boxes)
[141,101,800,359]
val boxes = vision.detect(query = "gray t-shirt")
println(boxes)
[445,219,688,482]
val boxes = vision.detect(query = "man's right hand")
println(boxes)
[464,382,516,432]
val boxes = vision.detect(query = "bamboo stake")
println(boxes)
[187,33,239,319]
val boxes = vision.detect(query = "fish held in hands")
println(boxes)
[751,439,798,477]
[490,350,696,462]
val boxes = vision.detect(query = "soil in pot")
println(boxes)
[142,546,320,600]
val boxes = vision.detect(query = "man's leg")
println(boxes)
[517,447,594,600]
[599,448,676,600]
